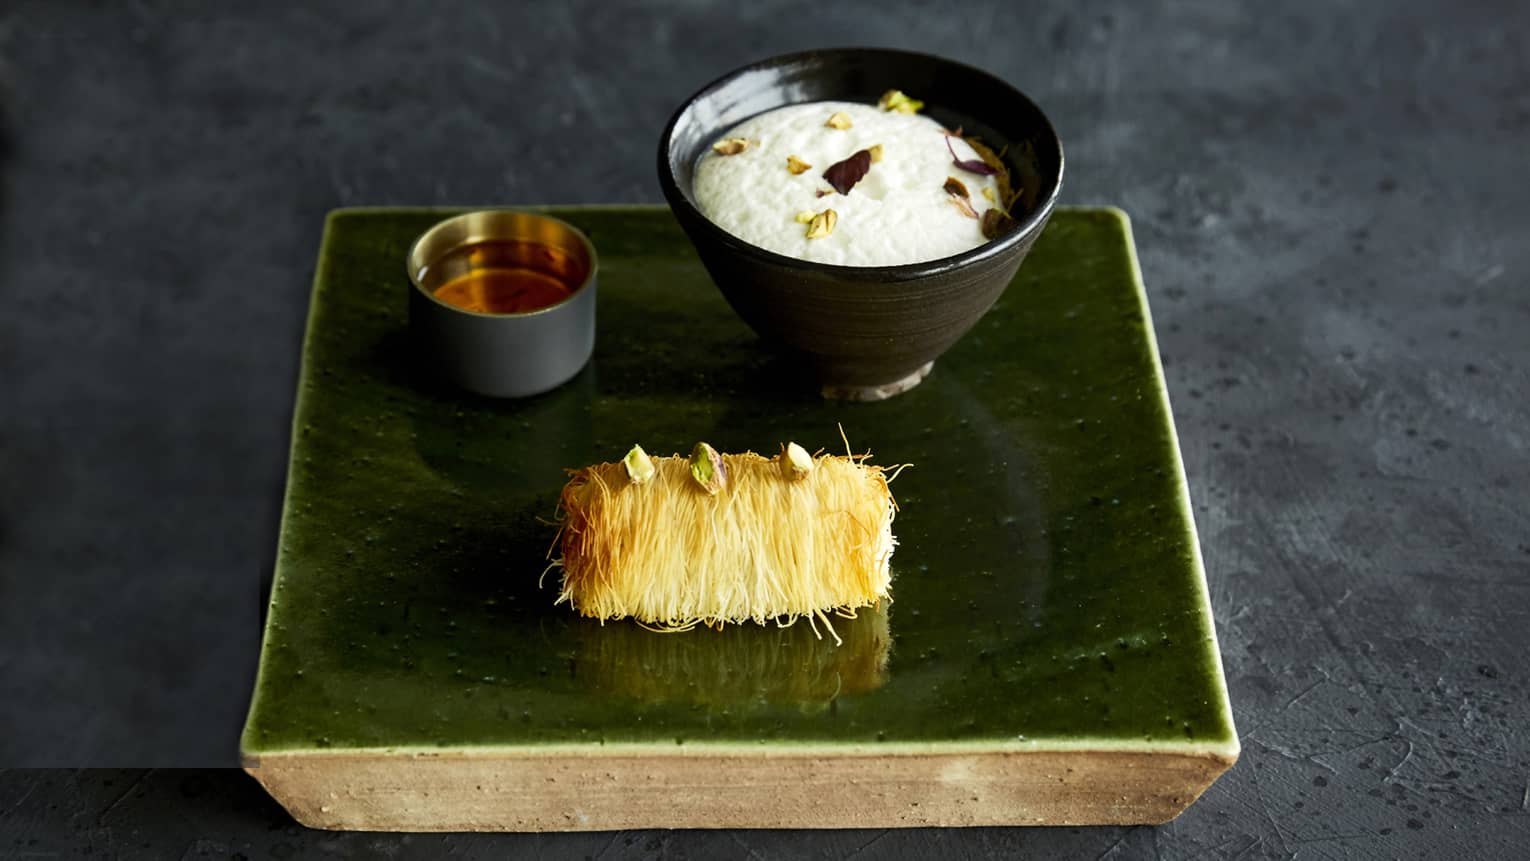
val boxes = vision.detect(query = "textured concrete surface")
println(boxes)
[2,0,1527,856]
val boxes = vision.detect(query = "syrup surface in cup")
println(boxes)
[426,239,586,315]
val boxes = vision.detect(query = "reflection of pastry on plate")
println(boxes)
[576,603,891,706]
[550,439,902,638]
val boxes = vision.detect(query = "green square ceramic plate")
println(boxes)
[241,206,1237,831]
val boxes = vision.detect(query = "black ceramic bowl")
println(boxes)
[658,48,1063,399]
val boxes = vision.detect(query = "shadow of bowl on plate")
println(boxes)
[657,47,1064,400]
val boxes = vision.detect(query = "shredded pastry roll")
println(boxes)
[551,441,900,635]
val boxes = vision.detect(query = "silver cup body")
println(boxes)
[407,211,598,398]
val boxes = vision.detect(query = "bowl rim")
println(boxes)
[657,47,1065,280]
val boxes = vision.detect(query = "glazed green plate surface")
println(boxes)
[241,205,1236,758]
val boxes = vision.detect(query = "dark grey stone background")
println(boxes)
[2,0,1526,856]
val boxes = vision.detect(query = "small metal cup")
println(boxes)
[407,210,598,398]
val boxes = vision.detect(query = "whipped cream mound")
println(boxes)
[694,101,1004,267]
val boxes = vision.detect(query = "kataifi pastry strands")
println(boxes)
[550,439,902,639]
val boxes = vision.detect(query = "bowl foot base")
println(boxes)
[820,362,934,401]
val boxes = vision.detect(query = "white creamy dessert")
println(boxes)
[693,98,1008,267]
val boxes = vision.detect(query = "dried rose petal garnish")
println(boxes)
[945,134,998,176]
[822,149,873,195]
[981,208,1016,239]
